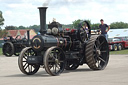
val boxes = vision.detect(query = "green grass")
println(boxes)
[110,49,128,55]
[0,48,2,55]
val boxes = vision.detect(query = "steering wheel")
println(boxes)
[77,20,91,43]
[15,35,21,40]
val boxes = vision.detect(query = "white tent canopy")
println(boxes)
[108,28,128,38]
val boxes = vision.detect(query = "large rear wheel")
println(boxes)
[85,35,109,70]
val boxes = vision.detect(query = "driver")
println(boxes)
[82,23,89,34]
[82,22,90,39]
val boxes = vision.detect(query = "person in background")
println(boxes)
[99,19,110,41]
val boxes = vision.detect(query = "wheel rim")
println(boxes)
[114,45,117,51]
[118,45,122,50]
[93,36,109,69]
[18,47,40,75]
[86,35,109,70]
[3,42,14,56]
[44,47,66,76]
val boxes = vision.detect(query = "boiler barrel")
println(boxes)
[31,35,57,51]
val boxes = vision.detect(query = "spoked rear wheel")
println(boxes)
[85,35,109,70]
[44,46,66,76]
[18,47,40,75]
[2,42,14,57]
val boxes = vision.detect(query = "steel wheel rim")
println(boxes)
[19,47,40,75]
[44,47,65,76]
[114,45,117,51]
[93,36,109,69]
[118,45,122,50]
[3,43,13,56]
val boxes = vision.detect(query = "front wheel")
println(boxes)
[2,42,14,57]
[18,47,40,75]
[44,46,66,76]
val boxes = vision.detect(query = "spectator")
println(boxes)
[99,19,110,41]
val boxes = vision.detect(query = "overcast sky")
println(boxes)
[0,0,128,27]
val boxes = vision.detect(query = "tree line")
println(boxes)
[1,10,128,38]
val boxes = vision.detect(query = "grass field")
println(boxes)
[0,48,2,55]
[110,49,128,55]
[0,48,128,55]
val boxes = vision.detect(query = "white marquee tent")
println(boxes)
[107,28,128,38]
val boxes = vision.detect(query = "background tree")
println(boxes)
[5,26,17,30]
[91,23,100,30]
[110,22,128,29]
[72,19,91,29]
[18,25,26,29]
[28,25,40,33]
[0,11,4,26]
[0,29,7,38]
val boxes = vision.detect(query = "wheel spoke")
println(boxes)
[57,52,62,57]
[28,65,31,73]
[56,63,60,69]
[98,56,106,63]
[23,63,27,68]
[23,56,27,60]
[99,41,105,48]
[97,38,101,45]
[24,53,28,56]
[98,60,101,68]
[30,65,32,72]
[23,61,27,62]
[24,64,29,70]
[32,65,35,69]
[49,53,53,58]
[52,64,55,70]
[54,64,57,73]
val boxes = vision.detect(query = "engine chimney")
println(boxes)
[38,7,47,35]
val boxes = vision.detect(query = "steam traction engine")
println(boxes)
[2,31,30,57]
[18,7,109,76]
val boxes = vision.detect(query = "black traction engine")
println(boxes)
[2,30,30,57]
[18,7,109,76]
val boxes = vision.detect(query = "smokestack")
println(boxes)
[38,7,48,35]
[27,30,30,46]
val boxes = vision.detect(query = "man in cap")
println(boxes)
[99,19,110,41]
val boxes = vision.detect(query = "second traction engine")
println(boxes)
[18,7,109,76]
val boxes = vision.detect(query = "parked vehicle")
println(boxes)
[108,37,128,51]
[2,30,30,57]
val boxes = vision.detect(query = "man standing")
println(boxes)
[99,19,110,41]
